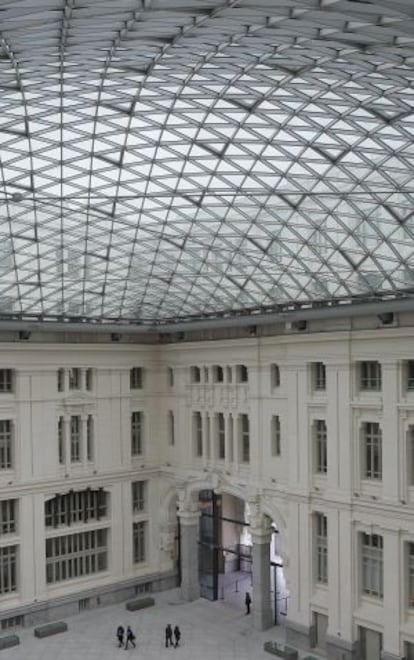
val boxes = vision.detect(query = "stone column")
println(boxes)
[178,501,200,602]
[251,518,273,631]
[382,530,401,660]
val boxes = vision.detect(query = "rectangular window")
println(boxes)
[270,364,280,388]
[408,542,414,608]
[133,521,147,563]
[45,490,107,528]
[217,413,225,459]
[85,368,93,391]
[361,533,383,598]
[359,361,381,391]
[0,545,17,594]
[0,500,16,535]
[241,414,250,463]
[130,367,143,389]
[57,368,65,392]
[70,415,81,463]
[408,428,414,486]
[167,367,174,388]
[1,615,24,630]
[407,360,414,391]
[86,415,94,462]
[213,365,224,383]
[45,529,108,584]
[168,411,175,447]
[0,420,12,470]
[58,417,65,465]
[193,412,203,457]
[362,422,382,480]
[69,368,81,390]
[271,415,281,456]
[0,369,13,393]
[132,481,146,513]
[312,362,326,391]
[131,411,143,456]
[314,512,328,584]
[190,366,201,383]
[236,364,248,383]
[314,420,327,474]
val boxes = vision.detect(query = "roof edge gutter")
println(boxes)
[0,296,412,335]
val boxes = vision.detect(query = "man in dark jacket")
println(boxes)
[116,625,125,648]
[173,625,181,647]
[165,623,173,647]
[124,625,136,649]
[245,591,251,614]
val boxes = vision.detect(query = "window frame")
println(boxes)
[70,415,81,463]
[362,422,382,481]
[68,367,81,391]
[132,481,146,513]
[314,512,328,585]
[240,413,250,463]
[408,541,414,608]
[271,414,281,457]
[130,367,143,390]
[217,412,225,459]
[359,360,381,392]
[131,411,143,456]
[193,411,203,457]
[0,545,17,594]
[360,532,383,599]
[0,499,16,536]
[0,369,13,394]
[0,420,12,470]
[168,410,175,447]
[314,419,328,474]
[132,520,147,564]
[311,362,326,391]
[270,363,280,389]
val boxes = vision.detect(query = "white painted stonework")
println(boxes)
[0,314,414,657]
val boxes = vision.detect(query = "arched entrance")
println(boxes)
[176,481,289,631]
[198,490,252,602]
[197,490,289,626]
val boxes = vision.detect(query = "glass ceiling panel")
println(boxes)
[0,0,413,323]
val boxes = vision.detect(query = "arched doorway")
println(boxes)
[197,491,289,626]
[198,490,252,602]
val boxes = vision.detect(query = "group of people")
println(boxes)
[165,623,181,648]
[116,625,136,650]
[115,623,181,650]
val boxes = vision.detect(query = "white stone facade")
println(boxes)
[0,316,414,658]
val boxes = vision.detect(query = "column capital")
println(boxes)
[177,509,200,526]
[177,488,200,523]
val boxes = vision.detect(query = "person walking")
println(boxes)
[116,625,125,648]
[173,625,181,648]
[165,623,174,648]
[124,625,136,649]
[245,591,251,615]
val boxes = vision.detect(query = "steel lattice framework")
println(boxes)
[0,0,413,325]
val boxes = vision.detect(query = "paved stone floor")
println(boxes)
[0,588,324,660]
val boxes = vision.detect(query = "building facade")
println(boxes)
[0,310,414,659]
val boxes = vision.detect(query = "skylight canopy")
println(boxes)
[0,0,413,324]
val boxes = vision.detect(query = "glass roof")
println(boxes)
[0,0,413,325]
